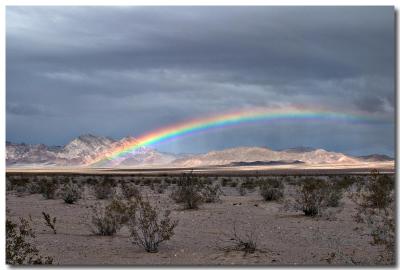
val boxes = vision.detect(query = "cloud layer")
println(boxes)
[6,6,395,156]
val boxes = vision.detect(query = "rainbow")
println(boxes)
[88,107,380,166]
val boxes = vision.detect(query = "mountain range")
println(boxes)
[6,134,394,168]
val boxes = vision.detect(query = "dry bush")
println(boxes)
[241,179,257,192]
[26,181,41,194]
[42,212,57,234]
[128,196,178,253]
[120,182,140,199]
[202,183,223,203]
[220,221,259,255]
[259,178,284,201]
[93,180,114,200]
[221,178,230,187]
[59,181,81,204]
[6,215,53,265]
[351,170,395,264]
[335,175,357,191]
[89,198,135,236]
[156,182,168,194]
[325,182,343,208]
[230,181,238,188]
[295,178,329,217]
[238,184,247,196]
[39,179,58,199]
[6,179,13,191]
[171,173,203,209]
[355,169,394,209]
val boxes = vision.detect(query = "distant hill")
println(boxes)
[357,154,394,162]
[281,147,316,153]
[6,134,394,168]
[171,146,360,167]
[227,160,304,167]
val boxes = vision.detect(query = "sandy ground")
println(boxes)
[6,181,387,266]
[5,161,395,175]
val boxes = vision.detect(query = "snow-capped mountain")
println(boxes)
[6,135,394,168]
[6,134,175,167]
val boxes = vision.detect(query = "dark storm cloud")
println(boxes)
[6,6,395,155]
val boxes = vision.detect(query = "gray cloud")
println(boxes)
[6,6,395,155]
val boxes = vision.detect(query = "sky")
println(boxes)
[6,6,395,156]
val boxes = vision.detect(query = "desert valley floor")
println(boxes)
[6,166,395,265]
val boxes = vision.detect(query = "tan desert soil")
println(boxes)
[6,184,386,265]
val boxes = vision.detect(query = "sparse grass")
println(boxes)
[220,221,259,255]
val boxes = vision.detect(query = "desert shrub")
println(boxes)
[171,173,204,209]
[202,183,223,203]
[39,179,58,199]
[325,183,343,207]
[59,181,81,204]
[86,177,99,186]
[142,179,152,186]
[120,182,140,199]
[89,197,136,236]
[150,183,156,191]
[109,197,137,224]
[15,185,27,195]
[230,181,238,188]
[10,178,30,190]
[285,176,298,186]
[6,216,53,265]
[93,180,113,200]
[129,196,178,253]
[238,184,247,196]
[221,221,258,255]
[156,182,168,194]
[336,175,357,191]
[360,170,394,209]
[89,204,119,235]
[26,182,41,194]
[42,212,57,234]
[351,170,395,264]
[221,178,230,187]
[6,179,13,191]
[295,178,329,217]
[242,179,256,191]
[260,178,284,201]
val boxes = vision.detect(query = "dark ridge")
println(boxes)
[357,154,394,162]
[227,160,305,167]
[282,147,316,153]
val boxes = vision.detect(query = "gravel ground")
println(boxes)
[6,182,389,266]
